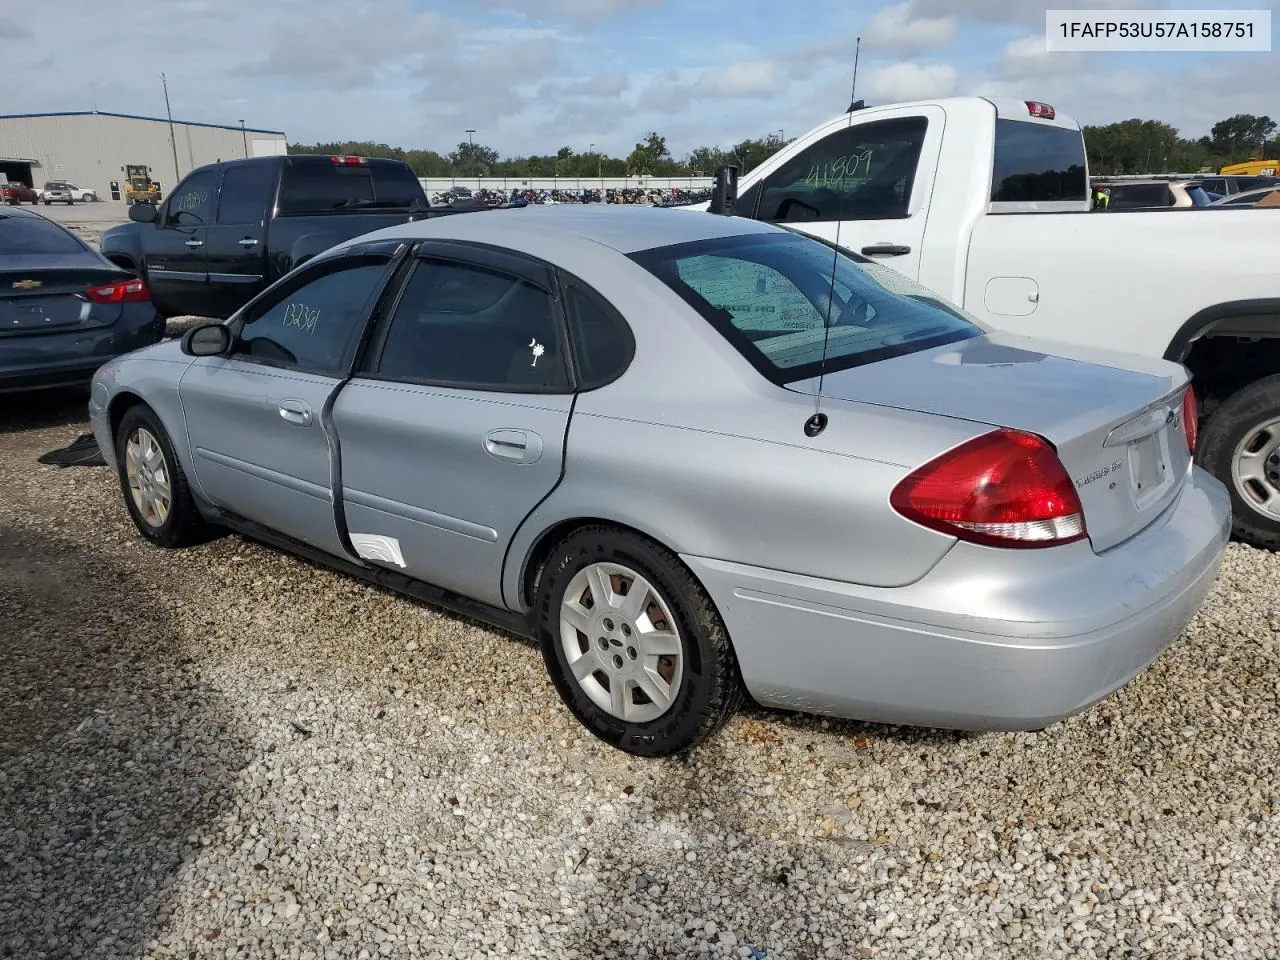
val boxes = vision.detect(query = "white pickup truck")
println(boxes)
[689,96,1280,549]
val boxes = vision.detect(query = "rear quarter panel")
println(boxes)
[267,213,424,280]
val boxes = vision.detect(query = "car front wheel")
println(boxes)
[114,405,210,548]
[535,526,743,756]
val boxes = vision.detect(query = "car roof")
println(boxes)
[372,204,782,255]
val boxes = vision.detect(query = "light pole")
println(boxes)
[240,119,248,158]
[777,128,784,141]
[465,129,475,145]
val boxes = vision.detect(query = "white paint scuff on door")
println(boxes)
[349,533,407,568]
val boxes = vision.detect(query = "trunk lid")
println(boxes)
[806,332,1193,552]
[0,260,129,337]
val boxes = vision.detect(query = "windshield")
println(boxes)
[0,215,87,255]
[632,232,981,384]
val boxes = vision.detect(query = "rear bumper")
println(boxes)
[0,309,164,393]
[683,466,1230,731]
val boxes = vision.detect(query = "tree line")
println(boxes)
[290,112,1278,180]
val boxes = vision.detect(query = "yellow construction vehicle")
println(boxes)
[123,164,162,205]
[1219,158,1279,177]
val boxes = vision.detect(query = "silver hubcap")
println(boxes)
[125,427,172,528]
[1232,417,1280,520]
[558,562,684,724]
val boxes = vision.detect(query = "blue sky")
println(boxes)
[2,0,1276,158]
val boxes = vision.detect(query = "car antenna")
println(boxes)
[807,70,860,440]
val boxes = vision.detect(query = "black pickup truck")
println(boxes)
[100,154,472,319]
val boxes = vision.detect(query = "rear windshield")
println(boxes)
[0,215,86,255]
[632,232,980,384]
[278,160,426,215]
[990,119,1088,204]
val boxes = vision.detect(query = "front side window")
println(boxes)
[632,232,979,383]
[233,258,389,373]
[990,119,1088,204]
[374,259,568,391]
[755,117,928,223]
[165,170,216,225]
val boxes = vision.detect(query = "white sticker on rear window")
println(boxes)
[350,533,406,568]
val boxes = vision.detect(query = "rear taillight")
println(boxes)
[1181,386,1198,453]
[890,428,1086,548]
[85,278,150,304]
[1025,101,1056,120]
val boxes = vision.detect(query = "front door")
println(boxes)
[742,108,944,282]
[332,245,572,608]
[145,169,216,317]
[204,161,276,318]
[179,251,397,557]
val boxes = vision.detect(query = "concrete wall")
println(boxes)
[419,176,714,192]
[0,113,287,198]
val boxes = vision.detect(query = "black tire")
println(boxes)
[534,525,743,757]
[114,405,210,548]
[1198,374,1280,549]
[42,200,50,205]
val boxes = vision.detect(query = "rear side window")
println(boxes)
[990,119,1088,204]
[0,215,85,255]
[217,165,276,224]
[1107,184,1171,209]
[374,260,569,392]
[278,160,426,214]
[633,232,979,384]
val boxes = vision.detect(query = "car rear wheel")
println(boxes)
[115,405,209,548]
[1199,374,1280,549]
[535,526,743,756]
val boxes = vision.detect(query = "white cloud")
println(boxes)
[861,2,957,52]
[0,13,32,38]
[914,0,1155,27]
[864,62,959,101]
[471,0,661,21]
[697,60,779,98]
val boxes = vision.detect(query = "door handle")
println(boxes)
[184,239,204,248]
[277,398,313,426]
[860,243,911,257]
[238,238,259,247]
[484,428,543,463]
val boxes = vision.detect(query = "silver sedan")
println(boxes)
[88,206,1230,756]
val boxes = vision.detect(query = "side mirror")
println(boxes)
[181,321,232,357]
[709,164,739,216]
[129,202,158,224]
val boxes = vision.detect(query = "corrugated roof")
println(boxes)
[0,111,285,136]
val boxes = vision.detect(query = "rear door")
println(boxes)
[741,108,945,281]
[331,242,572,608]
[178,248,400,557]
[144,169,216,317]
[204,161,276,317]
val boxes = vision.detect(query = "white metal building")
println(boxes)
[0,111,287,199]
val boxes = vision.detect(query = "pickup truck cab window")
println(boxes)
[163,170,216,226]
[989,119,1088,205]
[217,164,275,224]
[233,256,390,374]
[756,116,928,224]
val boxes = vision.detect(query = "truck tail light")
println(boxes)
[85,278,151,303]
[1182,386,1198,453]
[330,155,368,165]
[1025,101,1056,120]
[890,429,1086,548]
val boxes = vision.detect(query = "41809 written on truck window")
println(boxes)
[802,150,874,188]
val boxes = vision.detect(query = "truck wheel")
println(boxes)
[1199,375,1280,550]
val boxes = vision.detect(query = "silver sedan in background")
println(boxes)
[88,207,1230,756]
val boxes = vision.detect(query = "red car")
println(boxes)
[1,182,39,205]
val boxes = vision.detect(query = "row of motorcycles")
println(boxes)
[427,187,714,209]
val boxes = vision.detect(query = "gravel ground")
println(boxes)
[2,381,1279,959]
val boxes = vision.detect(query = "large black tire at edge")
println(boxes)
[114,405,211,549]
[1198,374,1280,550]
[535,525,744,757]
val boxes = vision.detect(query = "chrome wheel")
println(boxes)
[1232,417,1280,520]
[125,427,172,528]
[558,561,684,723]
